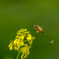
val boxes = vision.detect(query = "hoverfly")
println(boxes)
[34,25,43,33]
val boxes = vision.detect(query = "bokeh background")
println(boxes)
[0,0,59,59]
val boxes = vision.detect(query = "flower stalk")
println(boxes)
[16,51,20,59]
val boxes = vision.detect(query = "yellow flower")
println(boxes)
[26,34,32,40]
[8,41,13,50]
[8,28,35,59]
[20,44,30,59]
[26,34,35,45]
[9,46,13,50]
[14,39,19,44]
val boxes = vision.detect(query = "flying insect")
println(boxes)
[34,25,43,33]
[49,40,54,44]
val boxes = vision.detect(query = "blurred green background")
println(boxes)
[0,0,59,59]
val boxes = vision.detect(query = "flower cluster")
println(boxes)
[8,28,35,59]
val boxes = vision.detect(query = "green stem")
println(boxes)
[16,51,20,59]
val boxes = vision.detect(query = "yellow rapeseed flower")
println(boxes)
[20,44,30,59]
[26,34,31,40]
[14,39,20,44]
[8,41,13,50]
[8,28,35,59]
